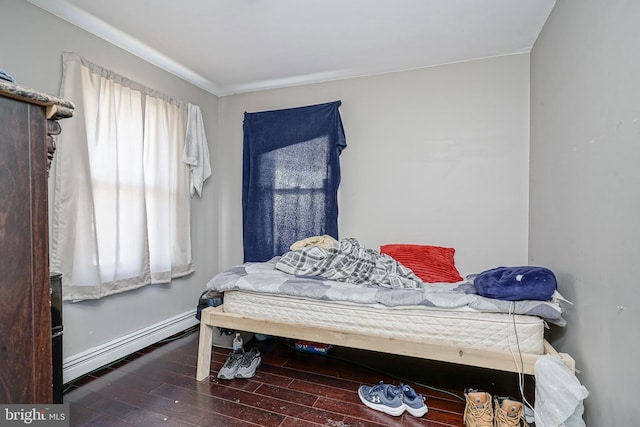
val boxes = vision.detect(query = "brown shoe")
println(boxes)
[493,396,529,427]
[463,389,494,427]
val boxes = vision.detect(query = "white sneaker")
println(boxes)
[235,347,261,378]
[217,351,243,380]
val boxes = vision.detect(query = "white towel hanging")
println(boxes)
[183,103,212,197]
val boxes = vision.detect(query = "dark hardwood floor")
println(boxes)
[64,327,534,426]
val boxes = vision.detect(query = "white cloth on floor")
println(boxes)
[534,355,588,427]
[183,103,211,197]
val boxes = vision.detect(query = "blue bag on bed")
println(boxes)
[474,266,557,301]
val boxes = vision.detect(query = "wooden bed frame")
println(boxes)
[195,305,575,381]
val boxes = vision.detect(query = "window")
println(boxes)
[52,53,194,301]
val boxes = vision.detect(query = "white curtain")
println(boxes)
[53,52,193,301]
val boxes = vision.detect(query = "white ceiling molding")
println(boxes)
[26,0,222,95]
[27,0,556,97]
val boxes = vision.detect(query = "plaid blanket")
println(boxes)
[275,238,422,289]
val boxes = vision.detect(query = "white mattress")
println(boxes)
[222,290,545,355]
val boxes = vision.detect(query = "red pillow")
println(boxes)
[380,244,463,283]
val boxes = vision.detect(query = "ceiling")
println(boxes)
[27,0,556,97]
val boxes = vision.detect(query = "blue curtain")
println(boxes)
[242,101,347,262]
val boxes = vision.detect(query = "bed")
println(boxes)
[196,239,574,381]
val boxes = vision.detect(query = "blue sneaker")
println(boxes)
[400,384,428,417]
[358,381,405,416]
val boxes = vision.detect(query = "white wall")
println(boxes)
[0,1,219,380]
[530,0,640,424]
[218,54,531,275]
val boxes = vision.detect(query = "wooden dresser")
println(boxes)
[0,80,74,403]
